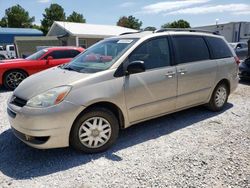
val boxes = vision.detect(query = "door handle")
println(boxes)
[165,71,176,78]
[178,69,187,75]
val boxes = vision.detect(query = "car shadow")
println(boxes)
[0,86,10,93]
[239,79,250,86]
[0,103,233,180]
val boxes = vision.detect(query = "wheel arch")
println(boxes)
[3,68,29,81]
[72,101,125,130]
[2,69,29,89]
[215,79,230,94]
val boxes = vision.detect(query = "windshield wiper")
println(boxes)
[61,65,75,71]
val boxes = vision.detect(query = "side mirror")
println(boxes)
[126,61,145,75]
[46,56,53,63]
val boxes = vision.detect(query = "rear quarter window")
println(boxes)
[205,37,233,59]
[172,35,210,64]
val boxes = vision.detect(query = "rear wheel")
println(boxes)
[3,70,27,90]
[70,107,119,153]
[207,83,229,111]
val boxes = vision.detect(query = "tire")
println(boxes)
[207,83,229,112]
[3,70,28,90]
[0,55,6,60]
[70,107,119,153]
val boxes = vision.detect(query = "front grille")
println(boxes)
[11,95,27,107]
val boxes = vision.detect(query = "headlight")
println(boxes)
[26,86,71,108]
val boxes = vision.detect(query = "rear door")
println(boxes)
[124,37,177,123]
[172,35,217,109]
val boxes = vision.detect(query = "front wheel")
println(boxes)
[207,83,229,112]
[3,70,28,90]
[70,107,119,153]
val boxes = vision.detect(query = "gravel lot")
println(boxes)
[0,82,249,188]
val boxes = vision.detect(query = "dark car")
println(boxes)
[229,42,248,60]
[239,57,250,80]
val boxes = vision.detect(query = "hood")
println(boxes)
[14,67,91,100]
[0,58,25,64]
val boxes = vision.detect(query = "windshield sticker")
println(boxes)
[117,39,133,44]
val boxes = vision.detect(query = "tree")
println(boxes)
[0,17,8,27]
[67,11,86,23]
[117,15,142,30]
[161,19,190,29]
[144,26,157,31]
[0,4,34,28]
[32,24,42,31]
[41,3,66,35]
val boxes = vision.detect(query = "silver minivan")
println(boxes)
[7,30,239,153]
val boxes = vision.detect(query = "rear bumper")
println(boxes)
[230,76,239,93]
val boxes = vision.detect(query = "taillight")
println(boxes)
[234,56,240,65]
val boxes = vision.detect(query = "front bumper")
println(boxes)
[7,99,85,149]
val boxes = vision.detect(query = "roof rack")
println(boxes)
[119,31,141,36]
[119,30,153,36]
[154,28,220,35]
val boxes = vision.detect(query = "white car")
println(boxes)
[0,45,16,60]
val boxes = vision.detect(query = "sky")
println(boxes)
[0,0,250,28]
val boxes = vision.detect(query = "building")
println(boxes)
[47,21,138,48]
[13,22,138,58]
[0,27,43,46]
[194,22,250,42]
[14,36,61,58]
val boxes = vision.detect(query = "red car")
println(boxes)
[0,47,84,90]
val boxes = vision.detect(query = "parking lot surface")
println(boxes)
[0,82,249,188]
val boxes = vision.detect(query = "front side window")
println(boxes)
[63,38,137,73]
[44,50,69,59]
[172,35,210,64]
[129,37,171,70]
[241,43,248,49]
[9,46,15,51]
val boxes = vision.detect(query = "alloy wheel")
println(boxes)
[6,71,26,89]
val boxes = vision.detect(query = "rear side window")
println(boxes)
[129,37,171,70]
[172,35,210,64]
[69,50,81,57]
[206,37,233,59]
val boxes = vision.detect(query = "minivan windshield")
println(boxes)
[62,38,137,73]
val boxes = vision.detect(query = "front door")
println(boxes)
[124,37,177,123]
